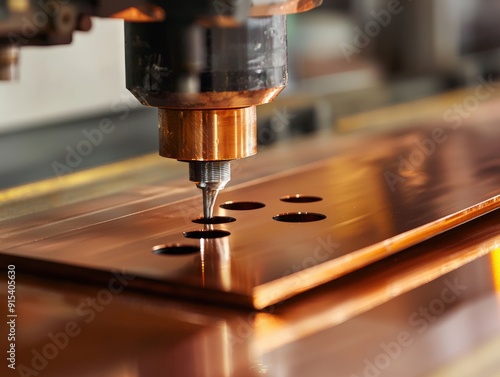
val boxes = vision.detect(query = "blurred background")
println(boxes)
[1,0,500,188]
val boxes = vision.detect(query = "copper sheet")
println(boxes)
[1,101,499,309]
[0,212,499,377]
[254,210,500,353]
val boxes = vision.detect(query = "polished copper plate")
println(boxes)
[0,114,499,309]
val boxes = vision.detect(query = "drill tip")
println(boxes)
[202,186,219,219]
[188,161,231,220]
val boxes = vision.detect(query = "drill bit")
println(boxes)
[189,161,231,219]
[201,184,219,219]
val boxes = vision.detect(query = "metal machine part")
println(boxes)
[0,0,321,217]
[124,12,292,218]
[189,161,231,219]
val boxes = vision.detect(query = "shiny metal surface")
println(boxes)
[127,12,290,214]
[189,161,232,219]
[255,210,500,353]
[0,95,499,308]
[0,211,498,377]
[159,107,257,161]
[125,15,288,109]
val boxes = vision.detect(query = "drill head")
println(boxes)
[189,161,231,219]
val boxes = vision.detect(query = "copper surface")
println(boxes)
[0,211,499,377]
[159,107,257,161]
[255,210,500,353]
[1,107,499,308]
[0,154,184,221]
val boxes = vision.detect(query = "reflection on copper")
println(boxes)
[254,210,500,354]
[198,229,232,291]
[219,323,233,377]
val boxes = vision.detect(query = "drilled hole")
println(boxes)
[183,230,231,239]
[280,195,323,203]
[153,244,200,255]
[220,201,265,210]
[273,212,326,223]
[192,216,236,225]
